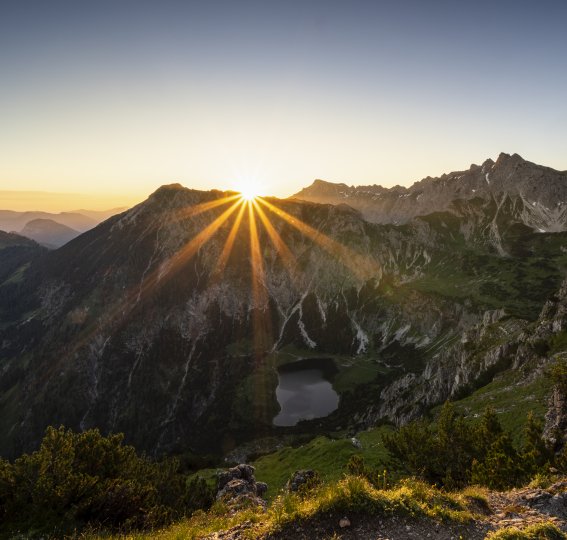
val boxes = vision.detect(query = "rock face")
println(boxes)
[0,155,567,460]
[544,386,567,451]
[363,278,567,427]
[294,153,567,233]
[216,464,267,509]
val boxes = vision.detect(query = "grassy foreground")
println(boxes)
[85,475,477,539]
[485,522,566,539]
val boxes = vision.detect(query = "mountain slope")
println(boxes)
[0,231,46,285]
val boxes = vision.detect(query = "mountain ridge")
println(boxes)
[293,153,567,232]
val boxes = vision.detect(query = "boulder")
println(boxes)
[216,464,267,510]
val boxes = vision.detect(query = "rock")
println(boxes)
[339,516,351,528]
[256,481,268,497]
[351,437,362,449]
[287,469,320,492]
[216,464,267,510]
[543,384,567,451]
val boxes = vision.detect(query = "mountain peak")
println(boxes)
[312,179,349,188]
[293,154,567,227]
[495,152,524,166]
[149,183,187,198]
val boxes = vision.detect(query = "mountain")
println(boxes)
[293,153,567,233]
[0,210,97,233]
[0,231,46,285]
[20,218,80,248]
[0,155,566,462]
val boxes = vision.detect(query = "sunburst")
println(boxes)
[237,180,261,201]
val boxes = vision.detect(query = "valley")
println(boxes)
[0,154,565,465]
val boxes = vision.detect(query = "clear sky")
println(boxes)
[1,0,566,210]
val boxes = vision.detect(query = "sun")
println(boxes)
[237,180,261,201]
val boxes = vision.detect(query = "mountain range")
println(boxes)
[0,207,127,248]
[0,153,566,460]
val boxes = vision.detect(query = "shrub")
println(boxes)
[0,426,202,535]
[470,434,523,490]
[382,404,553,490]
[383,402,477,488]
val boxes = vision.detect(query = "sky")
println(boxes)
[1,0,566,211]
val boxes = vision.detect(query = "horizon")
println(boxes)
[1,0,566,208]
[2,150,565,213]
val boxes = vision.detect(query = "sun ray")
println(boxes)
[172,194,242,223]
[164,200,242,280]
[246,200,276,425]
[256,197,381,281]
[209,198,247,282]
[252,199,299,282]
[248,200,272,359]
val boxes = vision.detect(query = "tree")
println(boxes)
[471,433,523,490]
[522,411,552,476]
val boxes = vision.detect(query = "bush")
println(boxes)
[382,404,556,490]
[0,426,208,536]
[383,402,477,488]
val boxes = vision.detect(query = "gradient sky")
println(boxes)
[1,0,566,209]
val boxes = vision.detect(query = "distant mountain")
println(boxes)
[1,155,567,460]
[293,153,567,233]
[0,210,96,233]
[20,218,80,248]
[0,207,125,236]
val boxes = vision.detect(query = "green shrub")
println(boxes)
[470,434,523,490]
[383,402,477,488]
[0,426,205,536]
[382,404,554,490]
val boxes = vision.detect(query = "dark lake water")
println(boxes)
[272,358,339,427]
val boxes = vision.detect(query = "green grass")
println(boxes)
[550,332,567,354]
[485,521,566,539]
[0,262,30,286]
[332,356,387,392]
[183,425,393,503]
[85,475,475,540]
[252,426,392,499]
[406,231,567,321]
[446,368,553,444]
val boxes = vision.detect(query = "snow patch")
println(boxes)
[316,295,327,323]
[352,319,369,354]
[297,318,316,349]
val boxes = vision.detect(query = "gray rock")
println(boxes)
[287,469,320,492]
[216,464,267,510]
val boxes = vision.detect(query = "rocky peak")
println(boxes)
[293,154,567,232]
[495,152,524,166]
